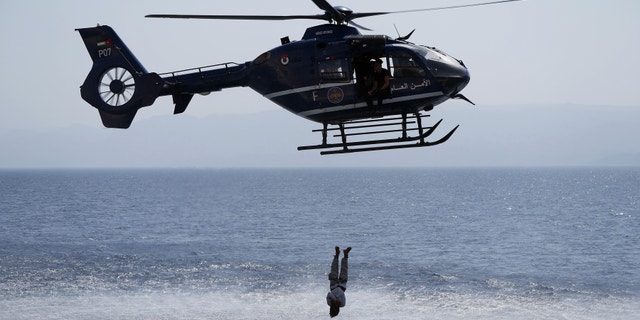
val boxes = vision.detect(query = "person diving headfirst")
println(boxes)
[327,246,351,318]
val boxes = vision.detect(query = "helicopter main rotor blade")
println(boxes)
[145,14,328,21]
[348,20,372,31]
[348,0,523,21]
[311,0,347,23]
[146,0,522,25]
[311,0,336,13]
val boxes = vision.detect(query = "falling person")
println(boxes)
[327,246,351,318]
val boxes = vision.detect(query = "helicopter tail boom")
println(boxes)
[76,25,164,128]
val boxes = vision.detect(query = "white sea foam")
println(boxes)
[1,288,639,320]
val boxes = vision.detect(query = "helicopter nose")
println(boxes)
[453,66,470,94]
[436,61,470,96]
[424,51,470,96]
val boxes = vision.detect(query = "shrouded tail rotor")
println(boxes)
[77,25,164,128]
[99,67,135,107]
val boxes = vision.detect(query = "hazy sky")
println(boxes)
[1,0,639,167]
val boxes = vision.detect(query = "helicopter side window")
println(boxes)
[319,59,350,82]
[388,52,426,78]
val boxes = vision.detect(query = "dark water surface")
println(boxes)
[1,167,638,319]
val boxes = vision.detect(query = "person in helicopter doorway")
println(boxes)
[354,55,373,99]
[366,58,391,107]
[327,246,351,318]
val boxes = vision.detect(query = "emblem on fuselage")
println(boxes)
[327,87,344,104]
[280,54,289,65]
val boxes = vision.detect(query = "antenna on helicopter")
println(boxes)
[394,24,416,41]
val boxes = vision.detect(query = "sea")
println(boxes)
[1,167,638,319]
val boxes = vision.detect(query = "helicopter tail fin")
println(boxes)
[76,25,164,128]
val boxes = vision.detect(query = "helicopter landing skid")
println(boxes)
[297,113,459,155]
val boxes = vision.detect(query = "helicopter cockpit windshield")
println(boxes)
[417,46,468,79]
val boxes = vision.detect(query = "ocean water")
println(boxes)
[0,167,638,319]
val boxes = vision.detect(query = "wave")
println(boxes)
[1,287,639,320]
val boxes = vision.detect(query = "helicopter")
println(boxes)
[77,0,521,154]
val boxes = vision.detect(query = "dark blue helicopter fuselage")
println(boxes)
[159,24,470,124]
[77,0,520,151]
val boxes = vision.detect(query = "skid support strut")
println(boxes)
[297,112,459,155]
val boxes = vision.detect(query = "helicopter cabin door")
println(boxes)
[316,57,353,109]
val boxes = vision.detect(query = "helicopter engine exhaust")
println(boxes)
[76,25,164,129]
